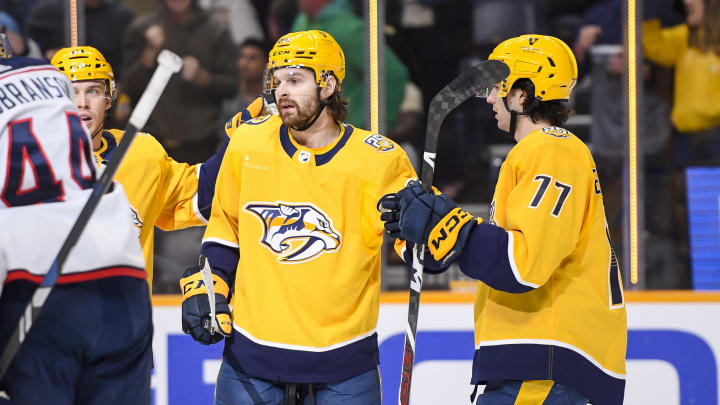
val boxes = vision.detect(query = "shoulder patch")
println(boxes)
[363,134,395,152]
[245,114,273,125]
[541,126,571,138]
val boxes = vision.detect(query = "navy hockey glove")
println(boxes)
[180,259,232,345]
[402,242,450,274]
[378,193,402,239]
[396,180,481,265]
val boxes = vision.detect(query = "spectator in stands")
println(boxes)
[219,38,269,133]
[267,0,299,43]
[122,0,237,164]
[228,0,265,45]
[574,0,686,288]
[122,0,237,292]
[292,0,409,131]
[642,0,720,286]
[0,0,43,33]
[0,11,42,58]
[25,0,134,76]
[387,81,424,171]
[643,0,720,165]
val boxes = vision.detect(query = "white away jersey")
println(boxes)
[0,184,146,295]
[0,57,96,209]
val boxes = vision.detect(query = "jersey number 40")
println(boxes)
[1,113,95,207]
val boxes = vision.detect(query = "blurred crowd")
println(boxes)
[1,0,718,291]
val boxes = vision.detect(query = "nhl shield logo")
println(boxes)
[244,202,341,263]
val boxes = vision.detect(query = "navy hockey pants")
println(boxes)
[215,360,381,405]
[0,277,153,404]
[476,380,591,405]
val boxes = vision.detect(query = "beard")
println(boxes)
[278,96,319,128]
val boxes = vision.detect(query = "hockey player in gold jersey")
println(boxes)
[181,30,417,404]
[50,46,263,288]
[380,35,627,405]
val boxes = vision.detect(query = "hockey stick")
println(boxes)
[397,59,509,405]
[199,255,220,334]
[69,0,78,47]
[0,50,183,380]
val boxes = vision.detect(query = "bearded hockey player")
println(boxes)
[180,30,417,404]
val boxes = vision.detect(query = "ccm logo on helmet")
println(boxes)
[272,50,291,56]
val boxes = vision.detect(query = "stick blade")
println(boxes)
[426,60,509,134]
[421,60,509,190]
[447,59,510,100]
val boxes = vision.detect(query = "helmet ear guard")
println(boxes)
[51,46,116,104]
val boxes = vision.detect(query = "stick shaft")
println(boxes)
[69,0,77,47]
[0,50,182,380]
[397,60,510,404]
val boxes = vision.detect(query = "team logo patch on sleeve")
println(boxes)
[364,134,395,152]
[541,126,571,138]
[244,202,341,263]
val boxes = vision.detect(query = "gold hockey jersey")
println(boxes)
[202,114,416,383]
[455,127,627,405]
[94,129,207,286]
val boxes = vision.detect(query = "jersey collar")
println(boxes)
[279,123,354,166]
[94,130,117,164]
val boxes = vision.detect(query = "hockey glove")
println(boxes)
[223,94,276,137]
[180,258,233,345]
[378,193,402,239]
[395,180,482,265]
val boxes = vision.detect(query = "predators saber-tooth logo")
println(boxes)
[244,202,341,263]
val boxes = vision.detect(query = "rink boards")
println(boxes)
[150,291,720,404]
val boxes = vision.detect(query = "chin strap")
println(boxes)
[292,87,329,131]
[91,126,104,144]
[502,97,539,138]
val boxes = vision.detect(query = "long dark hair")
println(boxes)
[689,0,720,54]
[325,73,348,123]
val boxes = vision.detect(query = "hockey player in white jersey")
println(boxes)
[0,35,152,404]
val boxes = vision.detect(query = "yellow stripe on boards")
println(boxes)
[152,290,720,306]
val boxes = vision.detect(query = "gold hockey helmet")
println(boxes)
[488,35,577,101]
[51,46,116,102]
[265,30,345,92]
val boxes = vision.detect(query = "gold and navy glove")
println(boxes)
[393,180,482,265]
[180,258,232,345]
[223,94,275,138]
